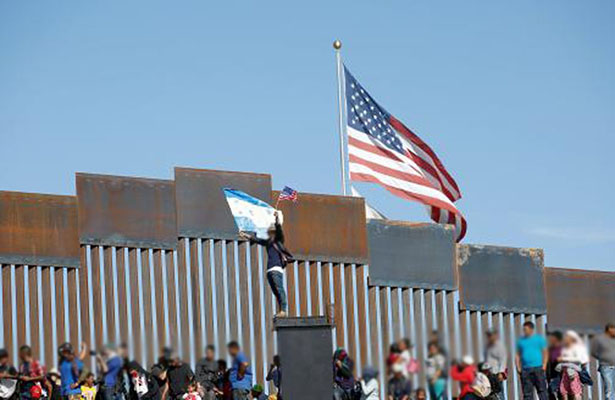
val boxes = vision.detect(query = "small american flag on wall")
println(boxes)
[278,186,298,202]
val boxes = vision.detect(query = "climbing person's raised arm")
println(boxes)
[239,231,268,246]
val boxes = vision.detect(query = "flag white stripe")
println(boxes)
[348,163,460,215]
[349,127,452,193]
[397,132,461,200]
[348,128,458,204]
[348,152,457,206]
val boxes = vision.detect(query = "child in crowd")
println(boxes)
[425,342,447,400]
[250,384,268,400]
[414,387,427,400]
[398,338,419,379]
[80,372,97,400]
[182,381,202,400]
[216,359,232,400]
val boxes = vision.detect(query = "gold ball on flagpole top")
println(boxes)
[333,39,342,50]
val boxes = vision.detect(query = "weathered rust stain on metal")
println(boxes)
[273,191,368,264]
[76,173,177,249]
[545,267,615,334]
[457,244,547,314]
[175,167,272,240]
[367,219,456,290]
[0,191,80,267]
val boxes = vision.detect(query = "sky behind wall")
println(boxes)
[1,1,613,271]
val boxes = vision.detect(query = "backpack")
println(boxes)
[471,372,492,398]
[130,371,150,397]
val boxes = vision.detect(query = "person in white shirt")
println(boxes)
[360,366,379,400]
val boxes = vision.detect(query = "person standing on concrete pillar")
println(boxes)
[591,322,615,400]
[241,211,293,318]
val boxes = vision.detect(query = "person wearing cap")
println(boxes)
[240,211,293,318]
[96,343,124,400]
[250,384,267,400]
[18,345,46,399]
[387,361,412,400]
[479,362,502,400]
[0,348,18,400]
[516,321,548,400]
[450,355,477,399]
[591,322,615,400]
[484,328,507,381]
[58,342,87,400]
[46,368,62,400]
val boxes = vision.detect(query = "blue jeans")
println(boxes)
[101,386,123,400]
[521,367,548,400]
[600,365,615,400]
[267,270,287,312]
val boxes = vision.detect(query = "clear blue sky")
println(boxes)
[1,1,613,271]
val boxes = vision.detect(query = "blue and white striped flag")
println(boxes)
[223,188,278,239]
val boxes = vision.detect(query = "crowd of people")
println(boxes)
[0,321,612,400]
[0,341,280,400]
[332,321,614,400]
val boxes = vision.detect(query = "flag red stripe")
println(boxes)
[348,141,438,189]
[389,116,461,196]
[348,135,458,201]
[349,171,461,217]
[351,172,466,241]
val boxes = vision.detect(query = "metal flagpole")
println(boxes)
[334,39,348,196]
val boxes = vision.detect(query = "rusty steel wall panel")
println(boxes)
[273,191,368,264]
[545,267,615,334]
[76,173,177,249]
[175,167,272,240]
[458,244,547,314]
[367,220,456,289]
[0,191,80,267]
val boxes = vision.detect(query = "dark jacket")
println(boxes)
[250,222,294,269]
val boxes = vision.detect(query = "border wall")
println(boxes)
[1,167,614,399]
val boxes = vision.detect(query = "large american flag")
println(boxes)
[344,66,467,241]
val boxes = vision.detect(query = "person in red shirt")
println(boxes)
[18,345,46,399]
[450,355,479,400]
